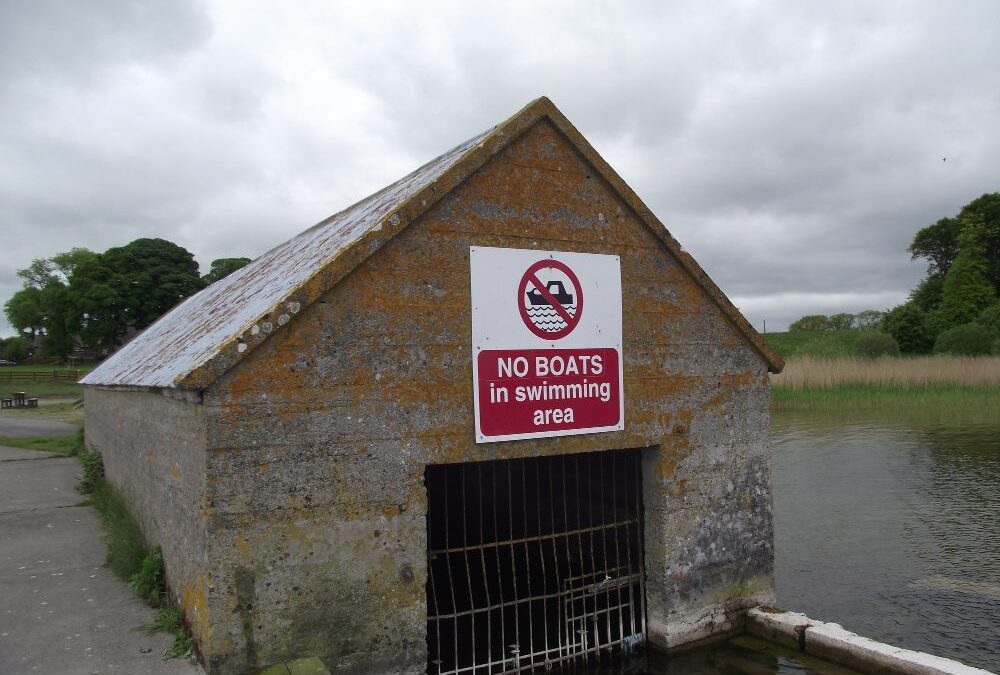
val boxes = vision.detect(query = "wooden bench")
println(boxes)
[27,398,38,408]
[1,398,11,409]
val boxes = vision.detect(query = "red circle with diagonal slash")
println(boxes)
[517,259,583,340]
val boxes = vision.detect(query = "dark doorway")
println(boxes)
[426,449,646,674]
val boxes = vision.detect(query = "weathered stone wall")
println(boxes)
[198,118,773,674]
[83,386,212,645]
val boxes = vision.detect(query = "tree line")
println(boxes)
[786,192,1000,356]
[787,310,885,332]
[886,192,1000,355]
[3,238,250,361]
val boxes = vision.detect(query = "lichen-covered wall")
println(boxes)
[83,387,212,646]
[197,118,773,674]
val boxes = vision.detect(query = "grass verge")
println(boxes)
[0,429,83,455]
[763,330,867,359]
[772,385,1000,414]
[0,364,90,398]
[0,381,84,398]
[77,447,194,660]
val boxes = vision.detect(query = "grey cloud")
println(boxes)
[2,1,999,335]
[0,0,210,89]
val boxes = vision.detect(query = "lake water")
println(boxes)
[772,408,1000,672]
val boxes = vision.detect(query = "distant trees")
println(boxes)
[788,315,832,331]
[882,303,933,354]
[4,239,252,359]
[828,313,855,331]
[854,310,885,330]
[4,287,44,342]
[885,192,1000,354]
[0,336,28,362]
[202,257,251,285]
[933,323,995,356]
[787,310,884,332]
[70,239,204,350]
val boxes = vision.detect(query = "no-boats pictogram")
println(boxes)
[517,259,583,339]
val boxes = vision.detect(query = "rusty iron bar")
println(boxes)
[426,449,645,674]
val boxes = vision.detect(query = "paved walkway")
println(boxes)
[0,416,204,675]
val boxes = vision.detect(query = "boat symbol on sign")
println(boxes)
[527,281,574,306]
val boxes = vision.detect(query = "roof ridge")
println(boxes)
[82,96,780,390]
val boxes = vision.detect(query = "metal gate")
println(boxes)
[426,449,646,674]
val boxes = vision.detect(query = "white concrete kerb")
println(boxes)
[746,608,995,675]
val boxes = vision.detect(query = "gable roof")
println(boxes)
[82,97,782,390]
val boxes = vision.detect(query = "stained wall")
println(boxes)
[196,118,773,673]
[83,387,213,647]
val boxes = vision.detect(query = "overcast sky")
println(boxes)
[2,1,998,335]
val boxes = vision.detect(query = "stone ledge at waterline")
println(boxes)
[746,608,995,675]
[256,657,331,675]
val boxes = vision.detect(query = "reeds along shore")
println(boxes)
[770,355,1000,390]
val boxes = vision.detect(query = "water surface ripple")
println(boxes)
[772,412,1000,672]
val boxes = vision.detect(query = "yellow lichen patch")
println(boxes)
[704,370,757,409]
[365,553,422,611]
[180,574,209,643]
[233,537,249,557]
[284,520,314,549]
[169,463,182,478]
[259,462,270,473]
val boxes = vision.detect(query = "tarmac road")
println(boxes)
[0,416,204,675]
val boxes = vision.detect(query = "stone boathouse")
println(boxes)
[82,97,784,675]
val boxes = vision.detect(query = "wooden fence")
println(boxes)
[0,370,83,382]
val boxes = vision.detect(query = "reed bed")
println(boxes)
[771,355,1000,390]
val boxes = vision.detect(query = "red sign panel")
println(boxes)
[476,348,621,437]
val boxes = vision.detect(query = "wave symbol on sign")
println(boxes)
[525,280,576,333]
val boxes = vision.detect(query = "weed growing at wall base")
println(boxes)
[144,604,195,660]
[76,447,194,660]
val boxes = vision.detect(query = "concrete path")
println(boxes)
[0,435,204,674]
[0,415,79,438]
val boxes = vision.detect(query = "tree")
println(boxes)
[908,217,962,278]
[4,287,44,341]
[897,192,1000,342]
[202,257,252,285]
[882,303,932,354]
[16,247,96,288]
[933,323,995,356]
[854,332,900,358]
[977,301,1000,336]
[909,275,945,313]
[39,284,74,359]
[2,336,28,362]
[50,247,98,279]
[956,193,1000,290]
[828,313,855,331]
[929,215,997,334]
[854,310,884,330]
[788,315,832,331]
[8,248,98,358]
[69,238,204,348]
